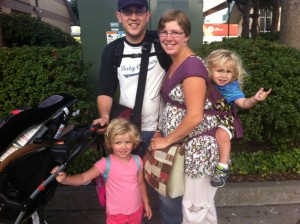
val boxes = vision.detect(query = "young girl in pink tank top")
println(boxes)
[51,118,152,224]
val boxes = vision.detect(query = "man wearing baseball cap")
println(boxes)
[118,0,148,11]
[115,0,150,44]
[94,0,182,223]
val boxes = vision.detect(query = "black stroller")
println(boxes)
[0,93,99,224]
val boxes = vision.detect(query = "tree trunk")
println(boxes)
[270,0,280,32]
[250,0,260,38]
[280,0,300,50]
[236,0,252,38]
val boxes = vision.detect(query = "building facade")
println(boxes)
[0,0,77,33]
[203,0,281,42]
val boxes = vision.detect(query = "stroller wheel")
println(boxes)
[30,211,48,224]
[0,148,58,224]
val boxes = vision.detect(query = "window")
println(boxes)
[259,9,272,32]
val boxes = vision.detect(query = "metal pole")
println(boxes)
[34,0,41,20]
[227,0,233,38]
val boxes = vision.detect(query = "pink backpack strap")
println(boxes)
[95,157,110,206]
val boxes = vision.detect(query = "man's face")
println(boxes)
[116,5,150,44]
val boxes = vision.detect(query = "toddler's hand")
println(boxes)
[254,88,272,102]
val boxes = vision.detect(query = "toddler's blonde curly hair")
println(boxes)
[206,49,247,89]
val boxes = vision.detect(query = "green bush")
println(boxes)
[0,13,78,47]
[0,13,97,124]
[231,148,300,176]
[66,146,300,178]
[197,37,300,150]
[0,46,97,124]
[67,147,102,175]
[258,31,280,42]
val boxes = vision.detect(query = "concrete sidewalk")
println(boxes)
[1,181,299,224]
[42,180,300,224]
[45,180,300,209]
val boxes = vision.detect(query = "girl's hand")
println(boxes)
[150,137,170,150]
[51,166,66,183]
[254,88,272,102]
[144,204,152,219]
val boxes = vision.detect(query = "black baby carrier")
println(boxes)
[0,93,98,224]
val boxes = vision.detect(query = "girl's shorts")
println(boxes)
[106,205,143,224]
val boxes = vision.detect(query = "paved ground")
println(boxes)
[43,204,300,224]
[1,180,299,224]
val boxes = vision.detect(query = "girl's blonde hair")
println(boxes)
[206,49,247,88]
[104,118,141,150]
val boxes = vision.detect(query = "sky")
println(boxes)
[203,0,226,12]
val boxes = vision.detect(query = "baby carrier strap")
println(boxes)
[164,81,232,116]
[231,104,243,138]
[206,82,233,116]
[207,82,243,138]
[165,81,243,138]
[145,30,172,71]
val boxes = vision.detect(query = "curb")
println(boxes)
[46,180,300,210]
[215,180,300,207]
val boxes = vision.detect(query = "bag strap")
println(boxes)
[103,157,111,182]
[132,154,141,172]
[112,31,171,71]
[112,31,168,129]
[96,157,110,186]
[146,30,172,71]
[112,37,125,70]
[131,35,152,129]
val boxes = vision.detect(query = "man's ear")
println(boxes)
[116,11,122,23]
[146,11,150,22]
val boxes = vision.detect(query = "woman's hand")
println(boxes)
[150,137,170,150]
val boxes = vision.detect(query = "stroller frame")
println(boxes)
[0,93,98,224]
[14,124,98,224]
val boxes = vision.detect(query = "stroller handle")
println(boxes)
[64,124,105,165]
[14,123,103,224]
